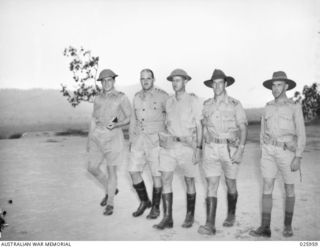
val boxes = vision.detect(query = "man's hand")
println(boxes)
[192,148,202,164]
[290,157,301,172]
[106,122,118,130]
[231,147,244,164]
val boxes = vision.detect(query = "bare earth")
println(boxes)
[0,125,319,241]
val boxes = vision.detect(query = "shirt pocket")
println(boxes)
[221,111,236,130]
[278,111,294,131]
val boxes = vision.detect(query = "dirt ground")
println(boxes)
[0,125,319,241]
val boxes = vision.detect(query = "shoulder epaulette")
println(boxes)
[134,90,142,97]
[203,98,212,105]
[228,96,239,106]
[154,87,169,95]
[266,100,275,106]
[189,92,197,98]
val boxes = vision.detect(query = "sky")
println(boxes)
[0,0,319,108]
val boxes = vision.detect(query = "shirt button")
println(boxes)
[143,109,145,111]
[142,118,144,121]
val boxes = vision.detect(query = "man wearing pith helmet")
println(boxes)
[86,69,132,216]
[198,69,248,236]
[128,69,169,219]
[250,71,306,238]
[153,69,203,230]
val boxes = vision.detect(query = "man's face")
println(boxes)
[171,76,186,92]
[272,80,288,99]
[101,77,115,92]
[140,71,154,91]
[212,78,227,96]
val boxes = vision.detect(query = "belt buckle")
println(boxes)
[175,137,181,142]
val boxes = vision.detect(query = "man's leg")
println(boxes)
[181,176,196,228]
[250,178,275,237]
[283,184,295,237]
[87,146,111,206]
[130,171,151,217]
[146,176,162,219]
[153,171,174,230]
[198,176,220,235]
[223,177,238,227]
[103,165,118,216]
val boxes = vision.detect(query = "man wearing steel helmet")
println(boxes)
[87,69,132,216]
[250,71,306,238]
[153,69,203,230]
[129,69,169,219]
[198,69,248,236]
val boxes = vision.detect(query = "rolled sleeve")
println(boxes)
[192,97,203,124]
[235,102,247,126]
[294,103,306,157]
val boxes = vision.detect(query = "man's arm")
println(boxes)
[294,103,306,158]
[107,95,132,130]
[290,103,306,172]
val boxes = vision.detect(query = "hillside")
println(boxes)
[0,88,263,138]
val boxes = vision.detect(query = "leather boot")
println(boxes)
[132,181,151,217]
[249,212,272,237]
[146,187,162,219]
[182,193,196,228]
[100,188,119,207]
[198,197,217,235]
[153,193,173,230]
[223,192,238,227]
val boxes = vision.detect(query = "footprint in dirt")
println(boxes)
[159,230,177,240]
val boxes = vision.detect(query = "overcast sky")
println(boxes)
[0,0,319,107]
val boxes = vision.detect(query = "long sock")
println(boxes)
[262,194,272,214]
[261,194,272,228]
[284,196,295,226]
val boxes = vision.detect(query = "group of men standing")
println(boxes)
[86,67,306,238]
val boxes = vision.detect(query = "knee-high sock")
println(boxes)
[284,196,295,226]
[261,194,272,228]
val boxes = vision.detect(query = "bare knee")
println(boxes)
[285,184,295,197]
[130,171,142,185]
[225,177,237,194]
[184,177,196,194]
[161,172,173,193]
[263,178,275,194]
[207,177,220,197]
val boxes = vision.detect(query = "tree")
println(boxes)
[61,46,100,107]
[294,83,320,121]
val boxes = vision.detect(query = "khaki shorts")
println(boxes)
[201,143,239,179]
[128,133,161,177]
[158,143,198,178]
[88,127,125,167]
[260,144,298,184]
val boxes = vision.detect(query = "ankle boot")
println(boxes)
[198,197,217,235]
[182,193,196,228]
[223,192,238,227]
[132,181,151,217]
[153,193,173,230]
[100,188,119,207]
[249,212,271,237]
[147,187,162,219]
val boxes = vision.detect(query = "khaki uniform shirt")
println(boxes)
[130,87,169,140]
[202,93,247,139]
[261,98,306,157]
[165,92,202,137]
